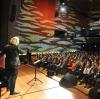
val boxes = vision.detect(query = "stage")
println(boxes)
[5,64,89,99]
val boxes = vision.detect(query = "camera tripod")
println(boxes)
[27,64,43,84]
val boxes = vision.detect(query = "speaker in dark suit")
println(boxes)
[59,72,78,88]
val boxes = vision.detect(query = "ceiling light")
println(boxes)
[60,7,66,12]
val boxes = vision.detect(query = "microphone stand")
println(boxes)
[27,60,43,84]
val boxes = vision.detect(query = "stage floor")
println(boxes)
[7,64,89,99]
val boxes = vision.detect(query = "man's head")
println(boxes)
[10,36,20,45]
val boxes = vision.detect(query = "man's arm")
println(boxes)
[0,47,6,56]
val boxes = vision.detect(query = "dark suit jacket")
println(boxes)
[0,44,21,69]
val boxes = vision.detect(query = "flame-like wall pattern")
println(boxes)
[8,0,86,52]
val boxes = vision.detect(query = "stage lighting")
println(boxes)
[60,7,66,12]
[60,5,67,13]
[94,45,97,47]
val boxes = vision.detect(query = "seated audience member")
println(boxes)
[81,63,92,88]
[46,62,56,77]
[89,79,100,99]
[93,68,100,86]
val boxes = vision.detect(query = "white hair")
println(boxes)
[10,36,20,45]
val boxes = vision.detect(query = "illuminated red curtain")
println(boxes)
[0,55,5,68]
[35,0,56,20]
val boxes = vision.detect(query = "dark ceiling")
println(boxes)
[62,0,100,19]
[59,0,100,43]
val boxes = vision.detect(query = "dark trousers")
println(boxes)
[6,68,18,94]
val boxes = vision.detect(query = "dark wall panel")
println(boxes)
[0,0,11,48]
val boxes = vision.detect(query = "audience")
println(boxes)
[32,51,100,89]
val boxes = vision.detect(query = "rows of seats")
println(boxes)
[33,51,100,99]
[33,51,100,88]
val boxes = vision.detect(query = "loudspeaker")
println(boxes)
[9,5,16,22]
[59,73,78,88]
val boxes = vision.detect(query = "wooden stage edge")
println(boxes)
[2,64,89,99]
